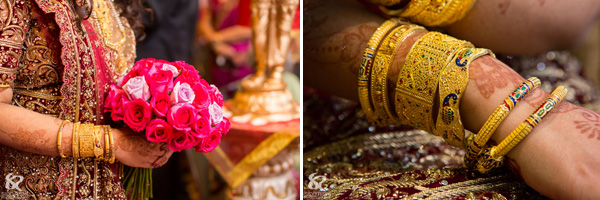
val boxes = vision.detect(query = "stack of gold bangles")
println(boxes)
[468,85,567,174]
[360,19,569,173]
[371,0,477,27]
[57,121,115,163]
[359,19,490,148]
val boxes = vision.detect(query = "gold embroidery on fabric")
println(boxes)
[90,0,135,77]
[0,0,29,87]
[17,20,61,88]
[0,0,27,51]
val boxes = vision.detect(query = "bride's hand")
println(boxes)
[113,127,174,168]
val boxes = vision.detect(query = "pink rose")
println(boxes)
[218,117,231,135]
[209,102,223,126]
[192,84,211,109]
[174,68,201,86]
[133,58,156,71]
[172,61,198,74]
[146,119,173,143]
[170,81,195,104]
[194,129,221,153]
[191,108,210,138]
[145,69,174,96]
[209,85,224,107]
[123,99,152,132]
[105,85,130,121]
[121,59,155,86]
[168,130,197,152]
[123,76,151,101]
[167,103,197,131]
[147,62,179,77]
[150,92,171,117]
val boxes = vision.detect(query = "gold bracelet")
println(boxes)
[72,123,80,159]
[103,126,111,162]
[395,31,471,133]
[475,86,568,174]
[57,120,70,158]
[359,18,402,126]
[379,0,430,17]
[410,0,477,27]
[465,77,541,167]
[78,123,95,158]
[435,47,492,148]
[108,127,116,164]
[93,125,104,160]
[370,24,426,125]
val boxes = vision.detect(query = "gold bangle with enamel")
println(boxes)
[359,18,403,126]
[395,31,471,133]
[435,47,493,148]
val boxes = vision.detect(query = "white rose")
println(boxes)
[123,76,150,101]
[162,64,179,77]
[209,102,223,125]
[170,81,196,104]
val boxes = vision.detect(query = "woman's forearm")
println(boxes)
[0,102,73,156]
[462,57,600,199]
[446,0,600,55]
[217,25,252,43]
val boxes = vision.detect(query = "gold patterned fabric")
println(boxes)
[0,0,135,199]
[302,95,549,199]
[303,51,600,199]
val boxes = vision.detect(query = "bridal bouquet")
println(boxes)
[104,58,230,199]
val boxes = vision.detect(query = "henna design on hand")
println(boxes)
[574,109,600,140]
[469,57,522,99]
[537,0,546,6]
[498,0,511,15]
[116,134,152,157]
[305,24,376,75]
[60,123,73,156]
[524,88,546,108]
[6,127,51,154]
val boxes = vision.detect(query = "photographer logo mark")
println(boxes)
[307,173,327,191]
[5,173,23,191]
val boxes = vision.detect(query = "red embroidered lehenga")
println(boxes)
[0,0,135,198]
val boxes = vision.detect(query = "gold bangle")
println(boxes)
[78,124,95,158]
[435,47,492,148]
[465,77,541,167]
[379,0,430,17]
[108,127,116,164]
[57,120,70,158]
[370,24,426,125]
[395,31,471,133]
[410,0,477,27]
[359,18,402,126]
[93,125,104,160]
[475,86,568,174]
[72,123,80,159]
[104,126,111,162]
